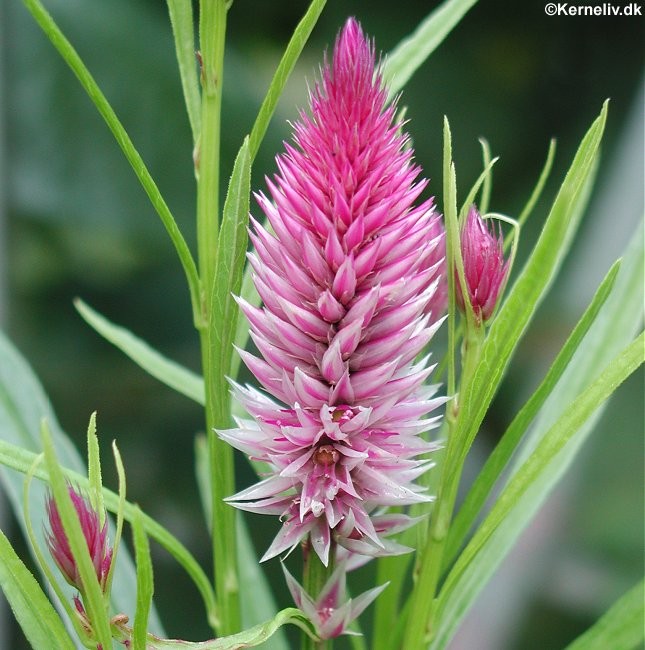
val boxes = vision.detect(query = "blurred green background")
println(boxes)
[1,0,643,648]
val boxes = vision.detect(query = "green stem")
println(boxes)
[197,0,226,282]
[403,330,484,648]
[403,438,463,648]
[196,0,240,636]
[302,547,335,650]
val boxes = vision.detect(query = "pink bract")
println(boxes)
[45,486,112,592]
[218,17,447,566]
[457,205,510,323]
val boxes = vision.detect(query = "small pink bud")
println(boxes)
[45,486,112,593]
[457,205,510,323]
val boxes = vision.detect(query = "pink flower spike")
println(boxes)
[282,563,387,639]
[45,486,112,593]
[457,205,510,323]
[217,17,446,567]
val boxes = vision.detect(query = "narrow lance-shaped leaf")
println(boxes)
[145,608,316,649]
[515,139,557,233]
[42,421,113,649]
[211,136,251,406]
[0,328,165,634]
[231,261,260,382]
[193,434,288,649]
[433,332,644,648]
[202,132,250,635]
[133,506,155,650]
[166,0,202,144]
[20,0,201,318]
[383,0,479,98]
[86,412,104,526]
[248,0,327,160]
[0,529,75,650]
[459,154,499,223]
[564,580,644,650]
[0,436,218,630]
[105,441,127,606]
[75,298,205,406]
[478,138,492,214]
[444,259,621,567]
[457,101,608,464]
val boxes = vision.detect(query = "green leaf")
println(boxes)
[211,136,251,400]
[444,259,621,567]
[457,101,608,465]
[42,421,113,649]
[383,0,479,99]
[75,298,205,405]
[147,608,315,649]
[564,580,644,650]
[167,0,201,145]
[443,116,460,396]
[433,331,644,647]
[20,0,201,319]
[516,138,557,231]
[237,517,289,650]
[133,506,155,650]
[22,459,86,639]
[371,533,414,650]
[106,441,128,606]
[231,241,262,382]
[430,215,643,646]
[194,435,286,648]
[0,435,218,631]
[0,328,165,634]
[515,218,643,465]
[458,156,499,223]
[86,411,105,525]
[0,529,75,649]
[478,139,492,215]
[248,0,327,160]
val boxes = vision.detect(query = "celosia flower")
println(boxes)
[283,562,387,639]
[218,18,447,565]
[45,486,112,592]
[456,205,510,323]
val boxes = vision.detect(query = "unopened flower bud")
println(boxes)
[45,486,112,593]
[457,205,509,323]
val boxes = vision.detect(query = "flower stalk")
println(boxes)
[196,0,241,635]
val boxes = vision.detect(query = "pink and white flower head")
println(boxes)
[45,485,112,593]
[457,205,510,324]
[218,17,447,566]
[283,562,387,640]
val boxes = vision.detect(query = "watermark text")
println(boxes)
[545,2,642,15]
